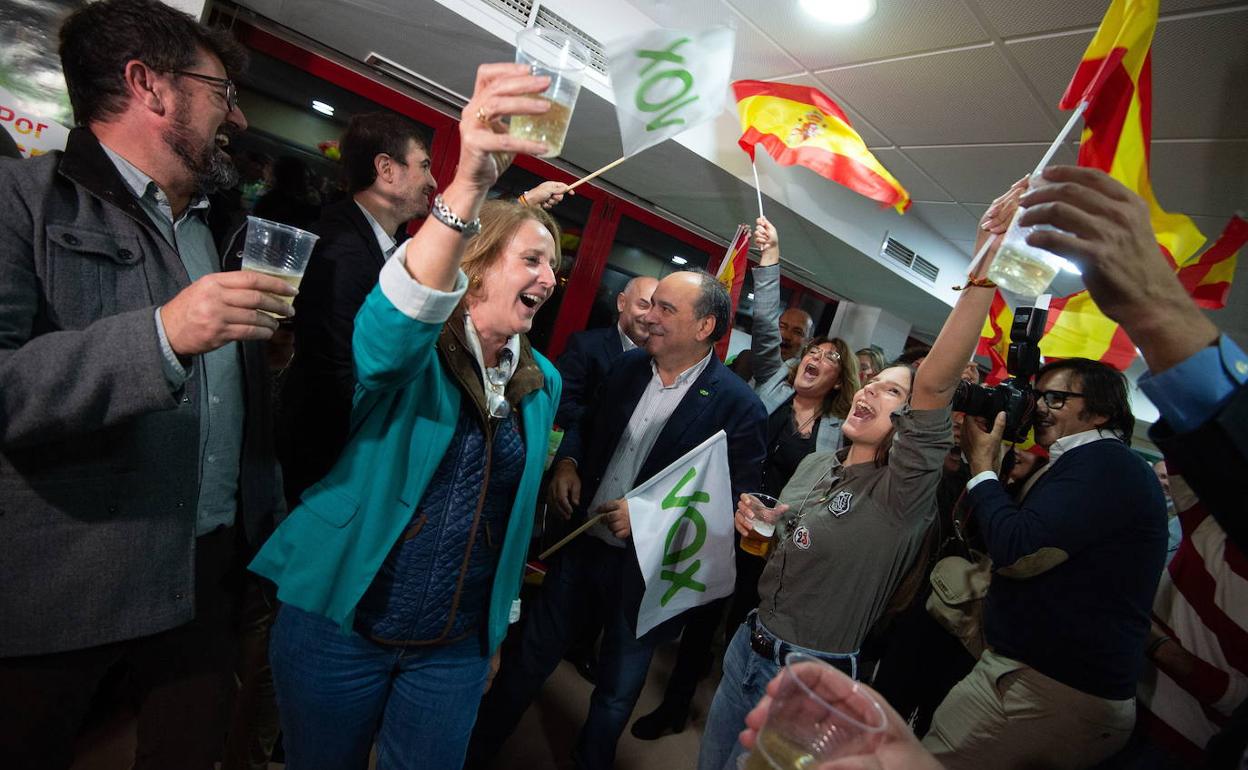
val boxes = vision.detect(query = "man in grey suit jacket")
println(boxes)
[0,1,289,767]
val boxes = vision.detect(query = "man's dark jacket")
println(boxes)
[277,197,392,505]
[557,347,768,632]
[0,129,283,656]
[554,324,624,430]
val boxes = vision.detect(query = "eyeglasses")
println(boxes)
[171,70,238,112]
[1038,390,1085,409]
[805,348,841,364]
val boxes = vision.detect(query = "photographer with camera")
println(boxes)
[922,175,1170,769]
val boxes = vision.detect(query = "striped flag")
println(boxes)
[713,224,751,361]
[1060,0,1205,266]
[1176,214,1246,309]
[732,80,910,214]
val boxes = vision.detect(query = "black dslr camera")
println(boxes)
[951,301,1047,443]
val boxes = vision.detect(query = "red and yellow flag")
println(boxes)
[1060,0,1204,265]
[713,224,752,361]
[978,289,1134,381]
[732,80,910,214]
[1176,214,1246,309]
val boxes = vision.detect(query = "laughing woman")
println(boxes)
[698,209,1005,770]
[249,64,562,770]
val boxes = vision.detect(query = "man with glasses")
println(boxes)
[923,355,1168,769]
[0,1,288,767]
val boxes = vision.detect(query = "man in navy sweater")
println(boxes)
[925,357,1167,770]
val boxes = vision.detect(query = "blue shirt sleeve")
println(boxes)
[1138,334,1248,434]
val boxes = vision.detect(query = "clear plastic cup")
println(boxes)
[240,216,319,316]
[741,493,782,558]
[739,653,888,770]
[987,172,1067,297]
[510,28,589,159]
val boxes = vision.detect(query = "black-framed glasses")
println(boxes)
[1038,390,1085,409]
[171,70,238,112]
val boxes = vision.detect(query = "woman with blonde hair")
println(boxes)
[250,64,564,770]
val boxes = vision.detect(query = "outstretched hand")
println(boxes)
[456,63,553,193]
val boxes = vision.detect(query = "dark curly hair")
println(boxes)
[1037,358,1135,443]
[59,0,247,126]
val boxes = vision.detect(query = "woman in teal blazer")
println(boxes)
[251,64,563,770]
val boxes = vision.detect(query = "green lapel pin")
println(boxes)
[699,388,710,397]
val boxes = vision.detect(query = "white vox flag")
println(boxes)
[605,25,736,158]
[628,430,735,637]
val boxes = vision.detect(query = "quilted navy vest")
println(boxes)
[354,406,525,645]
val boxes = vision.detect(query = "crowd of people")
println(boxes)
[1,1,1245,769]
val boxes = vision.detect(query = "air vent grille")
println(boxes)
[481,0,532,25]
[880,235,938,283]
[912,255,939,282]
[533,5,608,74]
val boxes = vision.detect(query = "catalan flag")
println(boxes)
[713,224,751,361]
[732,80,910,214]
[1059,0,1204,265]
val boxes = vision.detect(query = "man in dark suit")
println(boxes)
[0,2,289,767]
[555,274,657,429]
[276,112,435,505]
[469,270,768,770]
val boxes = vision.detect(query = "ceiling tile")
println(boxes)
[869,148,954,202]
[730,0,990,70]
[1151,141,1248,218]
[772,73,891,147]
[902,144,1079,203]
[1005,10,1248,140]
[971,0,1239,39]
[817,47,1058,146]
[909,201,981,241]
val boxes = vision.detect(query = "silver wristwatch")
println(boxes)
[430,194,481,238]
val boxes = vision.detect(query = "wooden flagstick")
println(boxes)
[538,513,607,561]
[567,156,627,191]
[751,158,765,219]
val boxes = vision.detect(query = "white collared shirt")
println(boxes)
[355,199,397,259]
[618,324,638,353]
[588,348,715,546]
[967,428,1122,498]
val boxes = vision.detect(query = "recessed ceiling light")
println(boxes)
[311,100,335,116]
[799,0,876,25]
[671,255,688,265]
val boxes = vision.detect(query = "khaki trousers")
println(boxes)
[922,650,1134,770]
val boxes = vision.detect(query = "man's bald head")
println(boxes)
[617,275,659,346]
[778,307,813,361]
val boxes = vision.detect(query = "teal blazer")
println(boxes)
[251,276,560,654]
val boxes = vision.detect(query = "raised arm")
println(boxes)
[749,216,786,386]
[911,179,1027,411]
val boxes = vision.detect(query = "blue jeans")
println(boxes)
[698,619,859,770]
[470,538,679,770]
[270,604,490,770]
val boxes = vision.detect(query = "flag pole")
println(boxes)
[1033,101,1088,177]
[538,513,607,561]
[568,156,627,191]
[751,158,765,219]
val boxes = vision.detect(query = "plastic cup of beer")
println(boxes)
[240,216,318,317]
[986,172,1067,297]
[738,653,888,770]
[741,493,783,558]
[510,27,589,158]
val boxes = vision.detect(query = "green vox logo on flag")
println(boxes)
[634,37,700,132]
[658,466,711,606]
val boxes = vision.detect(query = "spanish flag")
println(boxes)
[713,224,751,361]
[1060,0,1204,265]
[732,80,910,214]
[1176,214,1246,310]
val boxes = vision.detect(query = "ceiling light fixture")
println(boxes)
[311,100,335,116]
[671,255,689,265]
[799,0,876,25]
[1060,259,1082,275]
